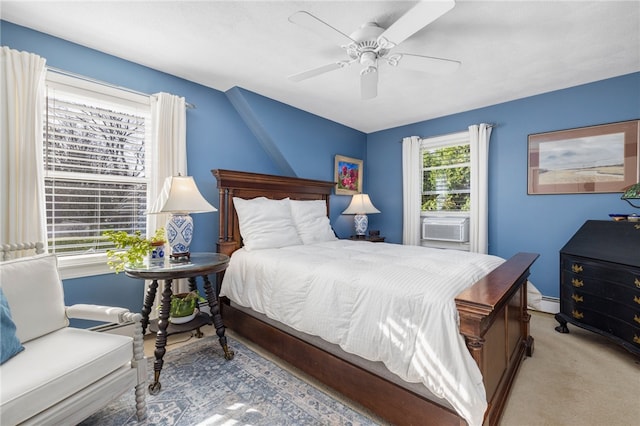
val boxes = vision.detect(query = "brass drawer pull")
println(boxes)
[572,310,584,319]
[572,278,584,288]
[635,296,640,305]
[635,315,640,325]
[571,294,583,303]
[635,278,640,288]
[635,335,640,345]
[572,264,583,273]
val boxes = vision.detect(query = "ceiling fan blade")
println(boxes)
[361,66,378,100]
[378,0,455,48]
[288,62,345,82]
[289,11,355,47]
[392,53,461,74]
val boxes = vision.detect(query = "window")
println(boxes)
[419,131,471,250]
[421,132,470,213]
[43,72,151,277]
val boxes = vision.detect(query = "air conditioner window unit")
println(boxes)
[422,217,469,242]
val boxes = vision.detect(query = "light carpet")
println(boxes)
[500,311,638,426]
[79,335,376,426]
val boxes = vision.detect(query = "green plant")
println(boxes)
[168,291,206,318]
[103,228,165,273]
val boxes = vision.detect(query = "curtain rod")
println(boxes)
[46,66,196,109]
[398,123,497,142]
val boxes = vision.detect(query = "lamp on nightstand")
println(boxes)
[342,193,380,236]
[621,182,640,208]
[148,175,217,260]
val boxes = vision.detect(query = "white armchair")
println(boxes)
[0,249,146,425]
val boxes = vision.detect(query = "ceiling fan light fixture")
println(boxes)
[360,51,377,67]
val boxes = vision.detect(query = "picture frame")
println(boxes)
[334,155,363,195]
[527,120,639,195]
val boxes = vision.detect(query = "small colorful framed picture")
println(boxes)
[334,155,362,195]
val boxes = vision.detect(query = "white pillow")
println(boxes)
[0,253,67,343]
[289,199,337,244]
[233,197,303,250]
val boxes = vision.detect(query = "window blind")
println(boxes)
[44,81,150,256]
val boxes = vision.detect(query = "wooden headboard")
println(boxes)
[211,169,335,257]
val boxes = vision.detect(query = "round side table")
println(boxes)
[125,252,232,394]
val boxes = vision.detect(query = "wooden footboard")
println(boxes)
[456,252,539,425]
[212,169,539,425]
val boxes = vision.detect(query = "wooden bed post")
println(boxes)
[217,186,226,244]
[463,327,486,368]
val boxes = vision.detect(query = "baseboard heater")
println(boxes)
[422,217,469,242]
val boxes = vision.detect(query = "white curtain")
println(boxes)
[148,92,187,236]
[0,47,47,250]
[402,136,422,245]
[147,92,188,312]
[468,123,492,254]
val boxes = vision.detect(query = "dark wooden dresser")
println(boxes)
[555,220,640,356]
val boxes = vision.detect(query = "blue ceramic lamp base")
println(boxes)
[354,214,368,236]
[166,213,193,258]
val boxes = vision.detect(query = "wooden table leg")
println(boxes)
[149,278,173,394]
[140,279,158,335]
[186,276,206,337]
[187,276,198,293]
[203,274,234,360]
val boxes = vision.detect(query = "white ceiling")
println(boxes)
[2,1,639,133]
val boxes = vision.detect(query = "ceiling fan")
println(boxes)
[287,0,461,100]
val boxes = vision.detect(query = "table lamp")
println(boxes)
[621,182,640,208]
[148,176,217,260]
[342,193,380,236]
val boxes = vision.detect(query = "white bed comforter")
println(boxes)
[221,240,505,426]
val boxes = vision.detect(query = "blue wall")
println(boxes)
[1,21,365,316]
[3,20,639,308]
[366,73,640,297]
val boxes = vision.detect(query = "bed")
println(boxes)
[212,169,538,426]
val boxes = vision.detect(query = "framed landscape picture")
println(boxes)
[528,120,639,194]
[334,155,362,195]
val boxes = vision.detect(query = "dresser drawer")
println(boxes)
[559,299,610,332]
[607,317,640,352]
[562,256,640,290]
[563,284,640,320]
[561,275,640,308]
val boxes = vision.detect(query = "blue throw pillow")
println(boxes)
[1,287,24,364]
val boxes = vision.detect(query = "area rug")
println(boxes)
[80,335,378,426]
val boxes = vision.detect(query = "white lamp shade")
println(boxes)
[148,176,217,214]
[342,194,380,215]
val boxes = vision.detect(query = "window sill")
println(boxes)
[420,211,470,218]
[57,253,113,280]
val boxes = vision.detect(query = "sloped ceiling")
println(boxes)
[1,1,639,133]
